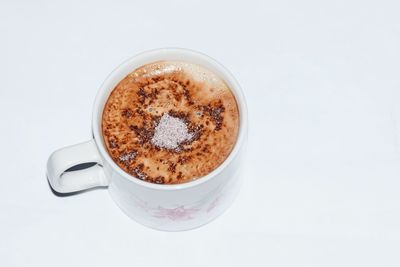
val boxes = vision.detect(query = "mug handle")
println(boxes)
[47,139,109,193]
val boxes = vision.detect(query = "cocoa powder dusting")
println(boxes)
[121,108,133,118]
[129,125,154,144]
[102,61,239,184]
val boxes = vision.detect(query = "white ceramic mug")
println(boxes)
[47,48,248,231]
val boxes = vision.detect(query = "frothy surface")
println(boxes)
[102,60,239,184]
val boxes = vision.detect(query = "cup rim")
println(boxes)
[92,48,248,191]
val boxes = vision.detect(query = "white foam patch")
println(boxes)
[151,113,193,150]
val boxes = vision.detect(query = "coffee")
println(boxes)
[102,61,239,184]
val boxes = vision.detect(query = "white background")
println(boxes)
[1,0,400,266]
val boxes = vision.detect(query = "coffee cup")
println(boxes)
[47,48,248,231]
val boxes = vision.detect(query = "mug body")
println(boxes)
[92,49,247,231]
[103,145,245,231]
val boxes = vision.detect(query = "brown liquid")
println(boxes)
[102,61,239,184]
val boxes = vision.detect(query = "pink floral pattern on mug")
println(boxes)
[206,196,220,213]
[153,206,199,221]
[133,199,199,221]
[130,184,225,221]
